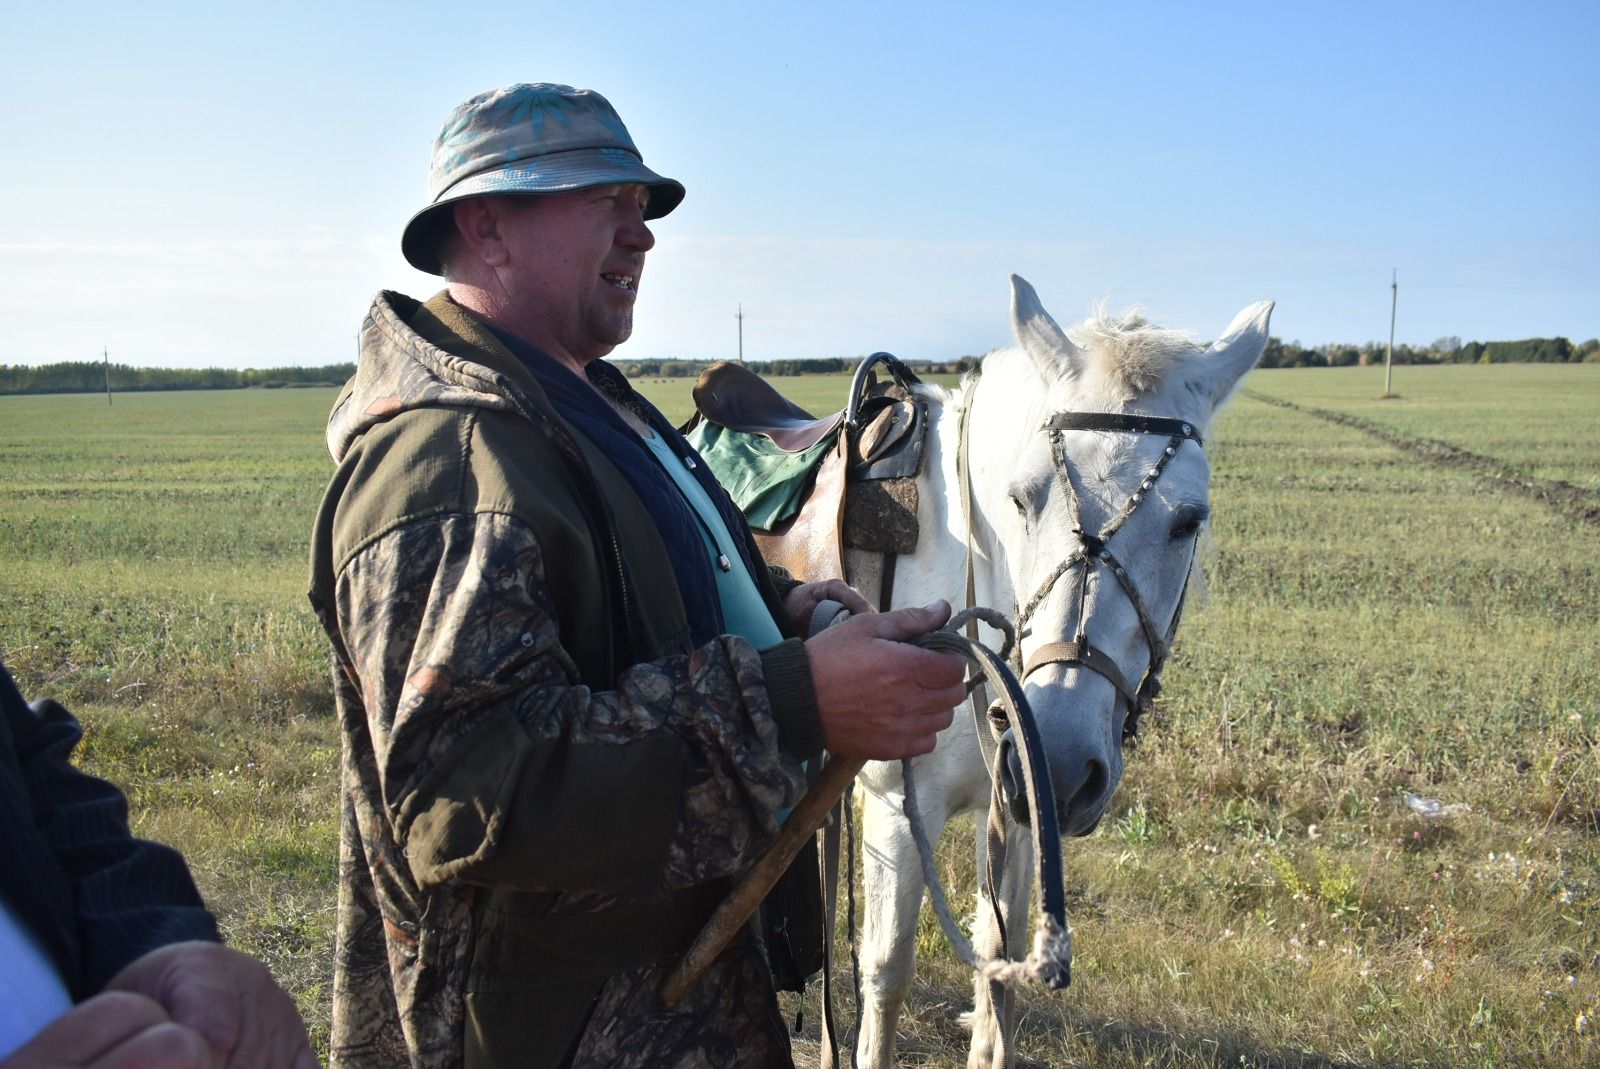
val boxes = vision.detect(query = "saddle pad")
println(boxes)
[685,420,842,530]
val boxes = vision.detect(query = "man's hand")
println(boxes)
[781,579,873,637]
[104,942,316,1069]
[805,600,967,759]
[0,991,213,1068]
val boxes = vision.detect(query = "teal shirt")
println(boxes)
[640,430,785,650]
[642,430,804,821]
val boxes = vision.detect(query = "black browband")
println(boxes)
[1043,412,1203,445]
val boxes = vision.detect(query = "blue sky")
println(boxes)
[2,1,1595,367]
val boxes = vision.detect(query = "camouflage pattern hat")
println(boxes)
[401,82,686,275]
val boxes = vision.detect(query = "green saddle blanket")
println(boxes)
[685,420,840,530]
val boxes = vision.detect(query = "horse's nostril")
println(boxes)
[1077,759,1107,809]
[997,737,1111,833]
[1060,759,1109,834]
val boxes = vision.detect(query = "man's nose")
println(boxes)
[621,213,655,252]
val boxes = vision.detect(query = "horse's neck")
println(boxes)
[867,380,1011,618]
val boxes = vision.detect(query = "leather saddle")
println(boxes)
[684,353,928,585]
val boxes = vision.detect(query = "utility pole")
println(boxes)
[735,304,744,363]
[1384,269,1397,397]
[103,347,113,406]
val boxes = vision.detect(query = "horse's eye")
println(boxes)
[1010,493,1027,516]
[1169,506,1209,541]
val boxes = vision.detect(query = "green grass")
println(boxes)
[1242,363,1600,492]
[2,365,1596,1067]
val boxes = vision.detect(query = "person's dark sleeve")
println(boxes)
[5,669,218,997]
[764,563,803,603]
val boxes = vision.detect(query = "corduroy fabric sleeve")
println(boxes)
[758,639,822,764]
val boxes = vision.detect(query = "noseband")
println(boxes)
[1010,412,1204,741]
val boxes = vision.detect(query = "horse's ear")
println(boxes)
[1191,300,1274,411]
[1010,274,1082,382]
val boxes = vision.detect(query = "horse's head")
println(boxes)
[963,274,1272,835]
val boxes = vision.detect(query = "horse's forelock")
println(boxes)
[1067,304,1203,397]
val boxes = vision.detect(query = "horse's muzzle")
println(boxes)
[996,730,1109,836]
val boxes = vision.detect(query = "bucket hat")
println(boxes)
[401,83,685,275]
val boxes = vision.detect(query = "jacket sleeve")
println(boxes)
[331,510,809,899]
[2,668,218,998]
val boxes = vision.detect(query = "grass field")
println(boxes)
[1,363,1596,1067]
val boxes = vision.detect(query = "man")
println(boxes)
[308,83,966,1068]
[0,660,316,1069]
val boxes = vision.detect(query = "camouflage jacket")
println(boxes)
[308,291,823,1068]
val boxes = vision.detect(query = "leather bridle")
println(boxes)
[1014,411,1204,740]
[961,393,1205,743]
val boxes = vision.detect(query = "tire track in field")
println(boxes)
[1241,389,1600,528]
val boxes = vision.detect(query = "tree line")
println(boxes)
[0,361,357,395]
[1259,335,1599,368]
[2,334,1595,396]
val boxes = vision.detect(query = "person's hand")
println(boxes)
[781,579,873,637]
[805,600,967,759]
[104,942,317,1069]
[0,991,213,1068]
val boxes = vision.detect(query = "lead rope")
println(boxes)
[904,607,1073,990]
[810,602,1070,1063]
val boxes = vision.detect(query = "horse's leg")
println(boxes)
[967,814,1034,1069]
[855,777,951,1069]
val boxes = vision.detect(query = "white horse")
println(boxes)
[840,274,1272,1068]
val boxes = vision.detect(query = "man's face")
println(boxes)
[494,183,655,366]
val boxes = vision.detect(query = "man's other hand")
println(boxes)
[806,600,966,759]
[105,942,317,1069]
[0,991,213,1069]
[781,579,873,637]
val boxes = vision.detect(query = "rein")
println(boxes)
[901,608,1072,990]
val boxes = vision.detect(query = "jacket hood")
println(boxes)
[327,290,541,463]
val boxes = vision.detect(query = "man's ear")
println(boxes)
[452,198,511,268]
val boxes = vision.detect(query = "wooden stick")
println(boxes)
[659,754,865,1006]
